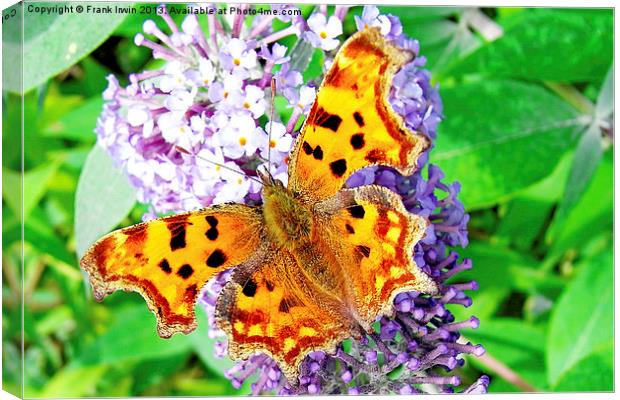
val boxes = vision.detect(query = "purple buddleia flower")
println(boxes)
[96,4,488,395]
[95,4,306,213]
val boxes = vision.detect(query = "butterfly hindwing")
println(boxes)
[215,248,355,382]
[288,28,430,202]
[319,185,438,329]
[80,204,263,338]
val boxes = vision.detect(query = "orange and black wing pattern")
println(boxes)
[80,204,264,337]
[288,27,430,202]
[321,185,437,329]
[216,249,354,382]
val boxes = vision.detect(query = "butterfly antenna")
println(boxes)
[175,146,262,185]
[267,77,276,176]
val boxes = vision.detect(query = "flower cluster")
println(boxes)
[96,3,332,213]
[96,4,488,395]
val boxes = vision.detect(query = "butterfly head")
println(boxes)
[257,167,285,189]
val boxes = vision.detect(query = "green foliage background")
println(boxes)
[2,3,613,396]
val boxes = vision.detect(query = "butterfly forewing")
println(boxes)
[288,28,430,203]
[80,204,264,338]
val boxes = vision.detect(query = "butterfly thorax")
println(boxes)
[262,182,313,250]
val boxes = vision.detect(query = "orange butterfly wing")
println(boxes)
[80,204,263,337]
[288,27,430,202]
[215,249,355,382]
[319,186,438,330]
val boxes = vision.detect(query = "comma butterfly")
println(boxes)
[80,27,438,382]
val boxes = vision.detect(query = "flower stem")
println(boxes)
[260,26,299,47]
[544,82,595,115]
[249,15,275,39]
[463,8,503,41]
[207,14,219,52]
[231,5,247,38]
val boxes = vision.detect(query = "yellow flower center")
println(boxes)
[233,58,241,66]
[320,31,327,39]
[239,137,247,146]
[243,102,251,109]
[269,139,276,148]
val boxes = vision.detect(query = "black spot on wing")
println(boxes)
[159,259,172,273]
[329,159,347,177]
[302,141,313,155]
[348,205,365,219]
[206,249,227,268]
[168,221,188,251]
[356,245,371,258]
[206,227,218,240]
[242,279,257,297]
[265,280,275,291]
[350,133,365,150]
[278,299,291,313]
[177,264,194,279]
[353,112,365,127]
[313,146,323,160]
[206,216,219,227]
[315,107,342,132]
[345,224,355,234]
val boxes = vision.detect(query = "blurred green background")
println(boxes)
[2,3,613,397]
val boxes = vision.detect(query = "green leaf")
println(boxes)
[42,96,102,142]
[445,9,613,82]
[553,342,613,391]
[466,318,547,391]
[3,4,24,95]
[5,2,126,93]
[2,158,63,220]
[380,6,463,22]
[189,307,236,377]
[76,303,191,366]
[60,56,113,98]
[74,145,136,258]
[404,17,481,72]
[546,250,613,387]
[39,365,108,398]
[381,7,482,73]
[553,123,603,229]
[595,64,613,119]
[457,241,563,297]
[434,79,582,208]
[289,38,315,75]
[496,152,572,251]
[131,353,189,394]
[303,48,325,82]
[547,148,612,259]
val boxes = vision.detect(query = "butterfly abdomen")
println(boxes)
[262,184,313,250]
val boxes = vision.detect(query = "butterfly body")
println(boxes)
[261,178,313,250]
[259,176,359,319]
[81,27,438,382]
